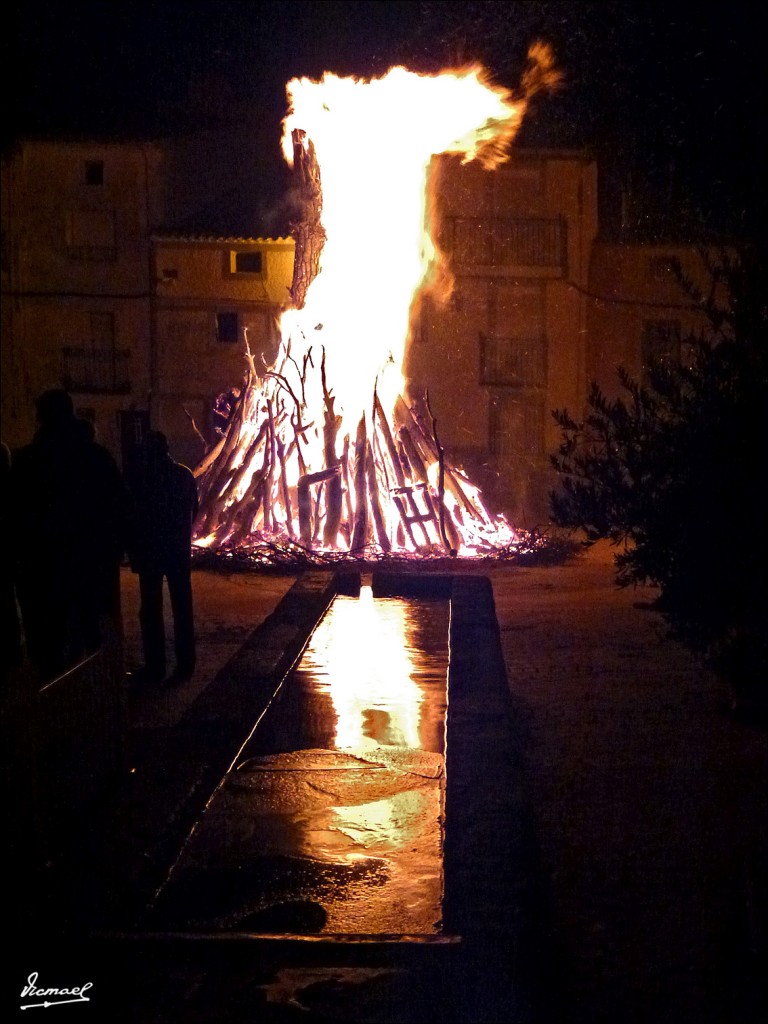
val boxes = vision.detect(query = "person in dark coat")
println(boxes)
[10,389,128,682]
[127,430,199,685]
[1,442,23,684]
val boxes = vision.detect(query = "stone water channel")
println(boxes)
[124,572,538,1022]
[148,582,451,937]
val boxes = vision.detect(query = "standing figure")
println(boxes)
[127,431,199,685]
[10,390,128,681]
[1,442,22,684]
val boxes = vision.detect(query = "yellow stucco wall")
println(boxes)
[151,236,295,469]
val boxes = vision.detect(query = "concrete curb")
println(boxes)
[133,572,340,922]
[37,570,541,1022]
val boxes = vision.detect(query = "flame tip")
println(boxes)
[201,59,536,556]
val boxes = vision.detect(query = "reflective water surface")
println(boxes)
[260,585,448,756]
[154,587,449,936]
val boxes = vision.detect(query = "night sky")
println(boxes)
[8,0,764,239]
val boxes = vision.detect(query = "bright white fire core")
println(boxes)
[280,66,524,430]
[193,57,553,557]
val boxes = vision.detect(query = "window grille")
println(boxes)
[61,313,130,394]
[449,217,565,268]
[216,311,240,343]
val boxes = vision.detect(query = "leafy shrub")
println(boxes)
[550,246,767,704]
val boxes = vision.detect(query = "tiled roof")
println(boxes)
[151,233,293,244]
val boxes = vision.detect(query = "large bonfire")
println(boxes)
[192,45,560,565]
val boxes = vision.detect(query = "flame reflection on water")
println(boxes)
[198,586,452,934]
[287,584,448,929]
[296,585,446,753]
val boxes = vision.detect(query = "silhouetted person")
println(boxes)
[212,386,241,437]
[127,430,198,685]
[10,389,128,682]
[1,442,22,683]
[74,416,97,443]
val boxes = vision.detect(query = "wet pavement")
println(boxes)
[125,576,538,1022]
[147,588,449,938]
[13,545,766,1022]
[17,569,540,1023]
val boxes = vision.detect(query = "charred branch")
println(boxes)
[366,441,391,552]
[289,129,325,310]
[425,391,452,554]
[298,467,341,546]
[321,348,343,546]
[188,121,522,560]
[351,415,369,552]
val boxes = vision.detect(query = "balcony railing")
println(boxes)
[446,216,566,270]
[61,346,131,394]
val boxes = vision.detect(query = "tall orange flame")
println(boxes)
[193,46,557,558]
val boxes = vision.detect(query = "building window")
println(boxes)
[641,319,681,378]
[120,409,151,478]
[216,311,240,343]
[489,395,545,461]
[61,312,130,394]
[480,334,546,387]
[85,160,104,186]
[449,217,565,268]
[230,250,263,274]
[66,205,116,261]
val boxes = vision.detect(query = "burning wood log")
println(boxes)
[426,391,453,555]
[289,129,325,310]
[263,400,277,535]
[276,436,294,538]
[193,433,225,480]
[297,467,340,546]
[195,380,252,515]
[341,433,353,543]
[195,413,265,534]
[321,350,343,547]
[366,441,391,553]
[350,415,368,551]
[396,395,481,521]
[189,60,535,560]
[372,391,419,547]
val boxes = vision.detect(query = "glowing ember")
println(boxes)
[193,46,559,559]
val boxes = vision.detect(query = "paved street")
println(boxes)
[13,543,766,1023]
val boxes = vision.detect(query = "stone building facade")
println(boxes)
[1,139,294,471]
[2,136,714,525]
[408,150,598,525]
[1,139,166,458]
[587,243,718,400]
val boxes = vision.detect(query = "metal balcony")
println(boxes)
[61,346,131,394]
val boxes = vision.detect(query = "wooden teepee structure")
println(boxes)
[191,129,511,559]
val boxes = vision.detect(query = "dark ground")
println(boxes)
[9,542,767,1022]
